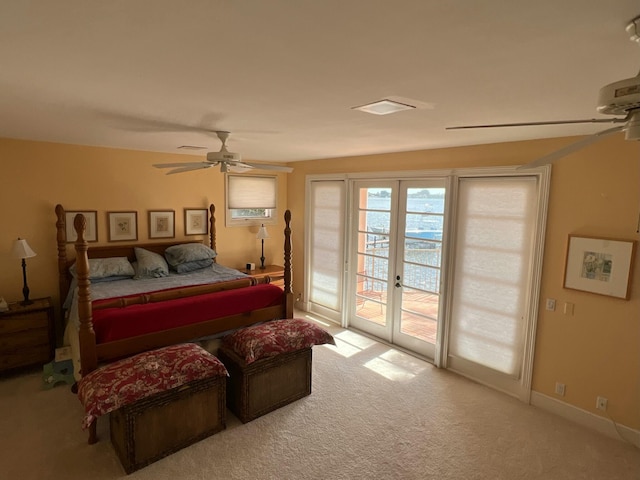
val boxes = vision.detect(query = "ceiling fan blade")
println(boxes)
[101,111,227,135]
[165,164,214,175]
[517,126,625,169]
[238,161,293,173]
[153,162,213,169]
[227,164,253,173]
[446,117,626,130]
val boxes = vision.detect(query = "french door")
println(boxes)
[445,176,543,399]
[308,168,549,398]
[348,179,447,360]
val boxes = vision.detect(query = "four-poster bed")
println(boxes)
[55,204,294,382]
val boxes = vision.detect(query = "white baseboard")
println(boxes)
[294,300,309,312]
[530,391,640,447]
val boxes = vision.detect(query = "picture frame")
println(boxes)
[184,208,208,235]
[149,210,175,239]
[65,210,98,243]
[107,211,138,242]
[563,235,637,300]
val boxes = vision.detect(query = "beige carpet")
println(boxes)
[1,317,639,480]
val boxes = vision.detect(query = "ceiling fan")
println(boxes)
[153,131,293,175]
[446,16,640,169]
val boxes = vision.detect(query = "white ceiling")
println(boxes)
[1,1,639,162]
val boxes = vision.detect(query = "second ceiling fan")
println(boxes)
[446,16,640,169]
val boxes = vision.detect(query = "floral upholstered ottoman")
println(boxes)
[77,343,228,473]
[219,318,334,423]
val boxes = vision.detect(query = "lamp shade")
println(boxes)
[12,238,37,259]
[256,225,270,240]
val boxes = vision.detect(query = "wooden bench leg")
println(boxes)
[88,419,97,444]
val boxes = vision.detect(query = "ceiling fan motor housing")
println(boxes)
[207,151,242,162]
[597,76,640,140]
[597,76,640,116]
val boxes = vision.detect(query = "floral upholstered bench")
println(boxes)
[77,343,228,473]
[218,318,334,423]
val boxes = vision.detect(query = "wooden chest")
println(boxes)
[110,376,226,474]
[218,346,311,423]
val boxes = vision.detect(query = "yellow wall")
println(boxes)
[286,134,639,429]
[2,134,638,429]
[0,137,288,313]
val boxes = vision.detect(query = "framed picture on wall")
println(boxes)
[107,211,138,242]
[149,210,175,239]
[184,208,208,235]
[563,235,637,300]
[65,210,98,242]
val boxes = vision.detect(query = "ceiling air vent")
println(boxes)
[352,99,416,115]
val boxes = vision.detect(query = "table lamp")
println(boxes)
[12,237,37,305]
[256,224,270,269]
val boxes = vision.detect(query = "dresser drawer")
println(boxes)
[0,328,50,352]
[0,312,48,335]
[0,346,51,370]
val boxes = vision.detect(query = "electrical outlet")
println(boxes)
[596,396,608,411]
[555,382,566,396]
[546,298,556,311]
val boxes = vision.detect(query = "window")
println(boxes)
[225,175,278,226]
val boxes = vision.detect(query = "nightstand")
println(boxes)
[0,297,55,373]
[246,265,285,288]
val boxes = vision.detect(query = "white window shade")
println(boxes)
[308,180,346,317]
[448,176,537,377]
[228,175,277,209]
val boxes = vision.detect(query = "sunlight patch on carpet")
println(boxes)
[328,330,379,358]
[364,356,415,381]
[379,349,429,375]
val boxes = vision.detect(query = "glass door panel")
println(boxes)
[350,183,396,341]
[392,183,446,358]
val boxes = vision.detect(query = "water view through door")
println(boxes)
[350,180,446,359]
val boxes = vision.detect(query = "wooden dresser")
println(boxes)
[0,297,54,373]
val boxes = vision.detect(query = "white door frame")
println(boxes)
[439,168,551,402]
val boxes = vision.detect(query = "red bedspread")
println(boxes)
[92,283,284,343]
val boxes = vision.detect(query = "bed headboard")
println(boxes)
[55,204,218,306]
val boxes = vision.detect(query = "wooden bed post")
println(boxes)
[74,214,98,444]
[55,205,70,306]
[284,210,294,318]
[74,215,97,376]
[209,204,217,263]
